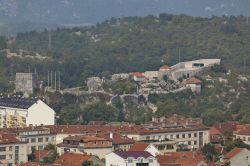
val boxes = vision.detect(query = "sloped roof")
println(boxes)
[128,142,149,151]
[0,97,37,109]
[115,151,153,159]
[176,158,205,166]
[54,153,92,166]
[131,72,144,77]
[0,133,21,144]
[185,77,202,84]
[209,127,222,135]
[98,132,135,145]
[160,65,171,70]
[225,148,243,159]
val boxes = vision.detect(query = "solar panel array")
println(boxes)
[0,97,37,109]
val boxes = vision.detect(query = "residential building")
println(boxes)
[185,77,202,93]
[217,148,250,166]
[0,98,55,128]
[0,133,28,166]
[130,72,146,82]
[15,73,37,96]
[106,151,158,166]
[129,142,160,156]
[144,71,159,81]
[157,151,208,166]
[8,126,56,154]
[54,153,104,166]
[98,132,135,151]
[111,73,130,81]
[233,124,250,145]
[57,135,113,159]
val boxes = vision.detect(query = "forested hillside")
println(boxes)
[0,14,250,125]
[5,14,250,87]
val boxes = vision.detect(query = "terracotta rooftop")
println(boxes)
[34,150,54,161]
[54,153,92,166]
[0,133,21,144]
[225,147,243,159]
[209,127,222,135]
[131,72,144,77]
[160,65,171,70]
[185,77,202,84]
[98,132,135,145]
[128,142,149,151]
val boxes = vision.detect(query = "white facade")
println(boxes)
[144,71,159,80]
[0,99,55,128]
[26,100,55,126]
[127,130,209,150]
[105,152,158,166]
[144,144,160,157]
[0,143,28,166]
[186,84,201,93]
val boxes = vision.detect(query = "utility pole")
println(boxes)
[55,71,57,91]
[48,30,52,50]
[50,71,53,90]
[59,71,61,91]
[48,71,50,90]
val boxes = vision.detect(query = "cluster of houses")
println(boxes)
[87,59,220,94]
[0,97,250,166]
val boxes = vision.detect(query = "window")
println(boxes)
[46,138,49,142]
[170,135,173,139]
[176,134,179,139]
[194,133,197,137]
[0,155,6,160]
[31,138,36,143]
[182,134,185,138]
[194,141,197,145]
[149,159,153,163]
[38,146,43,150]
[9,154,13,159]
[188,141,191,145]
[9,146,13,151]
[38,138,43,142]
[0,147,6,152]
[128,159,133,163]
[188,134,191,138]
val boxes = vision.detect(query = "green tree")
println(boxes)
[202,143,218,162]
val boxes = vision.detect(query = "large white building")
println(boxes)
[0,98,55,128]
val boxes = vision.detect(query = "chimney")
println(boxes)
[110,132,113,139]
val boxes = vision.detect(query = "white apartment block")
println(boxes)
[0,98,55,128]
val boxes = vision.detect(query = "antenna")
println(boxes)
[48,30,52,50]
[55,71,57,91]
[59,71,61,91]
[50,71,53,90]
[178,48,181,63]
[48,71,50,90]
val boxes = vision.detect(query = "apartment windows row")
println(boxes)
[0,154,13,160]
[0,146,13,152]
[146,132,199,140]
[26,136,55,143]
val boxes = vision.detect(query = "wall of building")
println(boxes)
[230,149,250,166]
[26,100,55,126]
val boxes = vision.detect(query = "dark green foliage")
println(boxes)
[202,143,219,162]
[82,161,94,166]
[225,139,250,152]
[105,81,137,95]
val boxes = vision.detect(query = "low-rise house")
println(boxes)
[130,72,146,82]
[209,127,222,144]
[233,124,250,145]
[185,77,202,93]
[0,97,55,128]
[54,153,104,166]
[129,142,160,156]
[106,151,158,166]
[8,126,56,154]
[0,133,28,166]
[157,151,208,166]
[217,148,250,166]
[57,135,113,159]
[144,71,159,80]
[111,73,130,81]
[98,132,135,151]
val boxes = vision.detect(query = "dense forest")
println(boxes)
[0,14,250,125]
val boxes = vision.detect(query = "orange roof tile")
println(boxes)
[209,127,222,135]
[54,153,92,166]
[34,150,54,161]
[160,65,171,70]
[176,158,205,166]
[131,72,144,77]
[185,77,202,84]
[225,147,243,159]
[129,142,149,151]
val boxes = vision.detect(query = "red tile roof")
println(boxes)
[54,153,92,166]
[176,158,205,166]
[160,65,171,70]
[34,150,54,161]
[98,132,135,145]
[185,77,202,84]
[209,127,222,135]
[225,148,243,159]
[128,142,149,151]
[131,72,144,77]
[0,133,20,144]
[235,129,250,135]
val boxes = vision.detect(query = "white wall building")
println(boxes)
[0,98,55,128]
[106,151,158,166]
